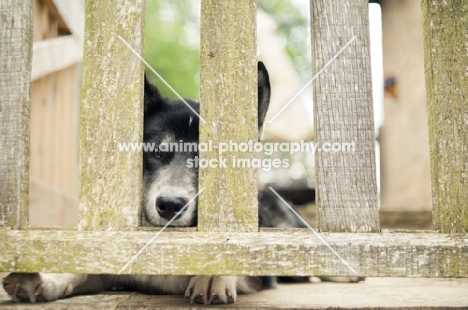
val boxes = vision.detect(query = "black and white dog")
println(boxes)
[3,62,306,305]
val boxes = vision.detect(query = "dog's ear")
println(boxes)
[144,74,164,114]
[257,61,271,129]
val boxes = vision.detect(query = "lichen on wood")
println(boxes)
[78,0,145,231]
[0,230,467,277]
[421,0,468,233]
[0,0,33,229]
[198,0,258,232]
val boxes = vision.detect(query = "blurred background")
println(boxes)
[29,0,432,230]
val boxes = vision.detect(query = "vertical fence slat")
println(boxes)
[0,0,33,229]
[421,0,468,233]
[199,0,258,232]
[311,0,379,232]
[78,0,145,231]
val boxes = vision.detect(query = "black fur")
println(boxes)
[143,62,272,227]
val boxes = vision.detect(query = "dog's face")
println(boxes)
[143,62,271,227]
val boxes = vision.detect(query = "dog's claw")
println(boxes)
[185,276,237,305]
[211,295,222,304]
[226,288,235,303]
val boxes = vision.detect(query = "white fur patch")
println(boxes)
[145,166,197,226]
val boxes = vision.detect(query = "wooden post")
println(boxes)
[0,0,33,228]
[421,0,468,233]
[199,0,258,232]
[78,0,145,231]
[311,0,379,232]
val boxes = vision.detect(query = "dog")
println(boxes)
[3,62,307,305]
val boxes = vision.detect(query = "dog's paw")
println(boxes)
[2,273,72,302]
[185,276,237,305]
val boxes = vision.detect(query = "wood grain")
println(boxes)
[199,0,259,232]
[421,0,468,233]
[78,0,145,231]
[310,0,379,232]
[0,0,33,228]
[0,230,466,277]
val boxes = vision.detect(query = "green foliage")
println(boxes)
[257,0,311,80]
[145,0,200,99]
[144,0,311,99]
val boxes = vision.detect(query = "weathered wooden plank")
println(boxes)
[78,0,145,231]
[421,0,468,233]
[0,0,33,228]
[310,0,379,232]
[31,35,82,80]
[199,0,258,232]
[0,230,467,277]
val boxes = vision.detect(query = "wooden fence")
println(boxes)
[0,0,467,278]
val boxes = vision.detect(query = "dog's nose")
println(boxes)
[156,196,188,220]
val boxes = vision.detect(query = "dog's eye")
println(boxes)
[153,150,162,158]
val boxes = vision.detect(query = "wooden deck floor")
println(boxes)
[1,277,468,309]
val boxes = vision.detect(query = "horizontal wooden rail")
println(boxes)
[32,35,82,81]
[0,230,466,277]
